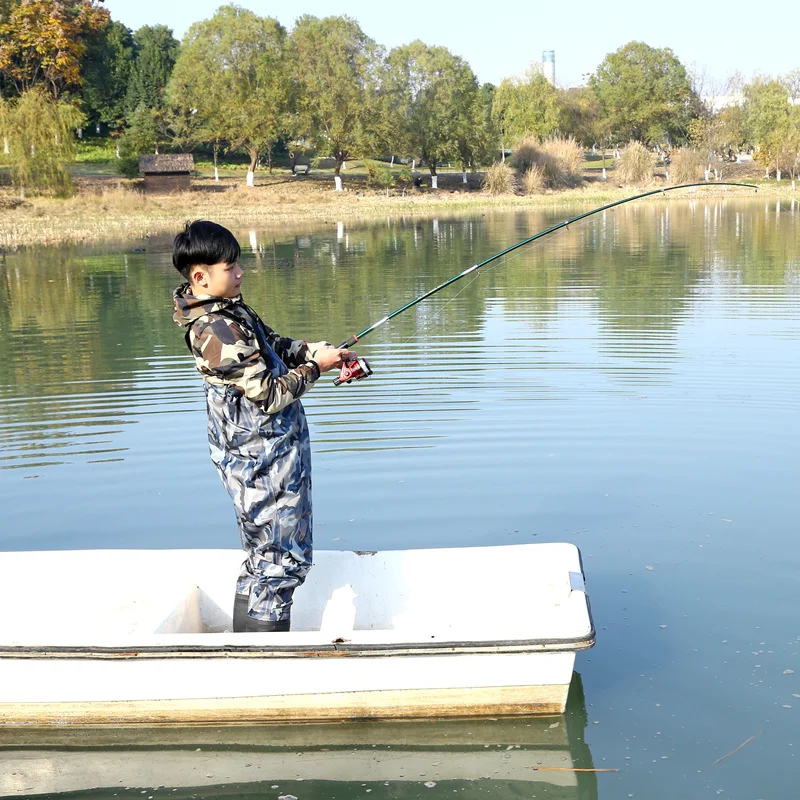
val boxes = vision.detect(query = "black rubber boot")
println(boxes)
[242,616,290,633]
[232,593,290,632]
[232,593,249,633]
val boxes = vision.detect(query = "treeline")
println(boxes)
[0,0,799,195]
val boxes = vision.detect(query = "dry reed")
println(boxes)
[616,141,656,185]
[522,165,546,194]
[669,149,704,184]
[482,161,516,195]
[511,136,583,189]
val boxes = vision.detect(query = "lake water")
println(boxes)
[1,195,799,798]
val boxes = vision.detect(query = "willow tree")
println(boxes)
[6,87,82,196]
[386,41,486,188]
[290,15,384,190]
[491,68,563,155]
[168,5,289,186]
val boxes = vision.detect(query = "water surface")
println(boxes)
[1,195,799,798]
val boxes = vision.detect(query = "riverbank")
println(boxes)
[0,169,788,249]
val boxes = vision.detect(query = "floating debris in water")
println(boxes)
[645,565,654,571]
[424,782,437,788]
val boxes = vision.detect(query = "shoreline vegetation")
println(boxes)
[0,162,787,250]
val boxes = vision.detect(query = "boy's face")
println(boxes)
[190,260,243,299]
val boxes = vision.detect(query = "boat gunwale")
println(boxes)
[0,633,595,660]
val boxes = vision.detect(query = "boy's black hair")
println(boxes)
[172,220,241,278]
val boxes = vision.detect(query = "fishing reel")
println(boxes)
[333,356,373,387]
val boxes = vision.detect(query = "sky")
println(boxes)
[103,0,797,91]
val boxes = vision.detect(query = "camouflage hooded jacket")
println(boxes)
[172,283,330,414]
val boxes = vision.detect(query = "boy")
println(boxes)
[172,220,349,632]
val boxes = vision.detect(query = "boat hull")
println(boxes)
[0,544,593,725]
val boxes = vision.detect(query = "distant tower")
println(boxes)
[542,50,555,86]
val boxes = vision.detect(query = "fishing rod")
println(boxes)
[333,181,758,386]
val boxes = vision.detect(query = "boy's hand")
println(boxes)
[312,347,353,373]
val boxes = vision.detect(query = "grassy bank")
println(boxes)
[0,165,787,250]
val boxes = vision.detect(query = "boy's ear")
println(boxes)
[191,265,209,287]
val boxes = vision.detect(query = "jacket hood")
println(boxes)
[172,283,242,328]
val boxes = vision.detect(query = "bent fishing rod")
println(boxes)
[333,181,758,386]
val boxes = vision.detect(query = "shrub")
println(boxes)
[539,136,583,187]
[669,148,704,184]
[483,161,516,195]
[522,164,546,194]
[510,136,583,189]
[616,141,655,185]
[511,138,541,174]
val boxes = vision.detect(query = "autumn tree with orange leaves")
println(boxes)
[0,0,109,98]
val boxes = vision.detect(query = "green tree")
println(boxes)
[5,85,82,196]
[590,41,699,145]
[116,101,158,176]
[126,24,179,116]
[744,77,792,178]
[386,41,486,187]
[290,15,384,190]
[81,19,135,131]
[0,0,108,98]
[491,68,562,152]
[558,87,602,146]
[168,5,290,185]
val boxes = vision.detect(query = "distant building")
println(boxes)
[542,50,555,86]
[138,154,194,194]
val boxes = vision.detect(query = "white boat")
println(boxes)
[0,542,594,725]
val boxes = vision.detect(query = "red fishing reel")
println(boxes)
[333,356,373,386]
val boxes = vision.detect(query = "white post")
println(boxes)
[714,168,719,180]
[19,186,25,200]
[115,143,120,159]
[390,155,394,165]
[777,169,781,182]
[3,137,8,154]
[342,161,347,171]
[246,170,255,186]
[431,175,438,189]
[334,175,343,191]
[411,159,415,170]
[77,127,82,139]
[602,167,607,181]
[665,169,670,182]
[704,168,710,181]
[462,170,468,184]
[214,166,219,182]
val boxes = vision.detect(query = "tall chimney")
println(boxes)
[542,50,555,86]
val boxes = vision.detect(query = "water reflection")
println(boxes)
[1,198,797,473]
[0,676,595,799]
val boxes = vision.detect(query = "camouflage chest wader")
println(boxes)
[197,309,313,625]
